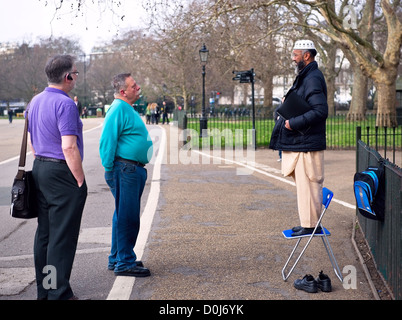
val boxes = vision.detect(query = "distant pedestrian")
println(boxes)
[82,106,88,118]
[162,101,169,124]
[99,73,153,277]
[145,103,151,124]
[155,103,160,124]
[28,54,87,300]
[7,107,13,124]
[74,96,83,116]
[150,103,156,124]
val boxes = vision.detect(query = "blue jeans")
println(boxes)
[105,161,147,272]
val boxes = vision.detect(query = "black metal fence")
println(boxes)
[356,126,402,165]
[356,133,402,300]
[184,113,402,162]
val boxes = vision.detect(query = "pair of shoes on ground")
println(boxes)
[291,225,322,237]
[108,260,151,277]
[294,271,332,293]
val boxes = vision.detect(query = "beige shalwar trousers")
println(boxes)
[282,151,324,228]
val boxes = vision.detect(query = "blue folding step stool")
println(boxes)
[281,187,343,282]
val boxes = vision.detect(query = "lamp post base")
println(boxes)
[199,117,208,137]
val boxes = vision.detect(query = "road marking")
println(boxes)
[0,267,35,295]
[0,247,111,263]
[193,150,356,210]
[0,123,103,166]
[0,248,110,296]
[78,227,111,244]
[106,125,166,300]
[0,153,32,166]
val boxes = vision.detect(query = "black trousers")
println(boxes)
[32,158,87,300]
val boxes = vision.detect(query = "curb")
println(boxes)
[351,218,380,300]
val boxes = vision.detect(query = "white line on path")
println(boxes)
[106,125,166,300]
[0,247,110,262]
[193,150,356,210]
[0,123,103,166]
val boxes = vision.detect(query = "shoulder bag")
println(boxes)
[10,112,38,219]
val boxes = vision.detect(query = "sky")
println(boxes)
[0,0,149,53]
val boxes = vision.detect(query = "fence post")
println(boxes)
[384,127,388,160]
[356,126,361,172]
[251,68,256,151]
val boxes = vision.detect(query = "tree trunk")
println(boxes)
[326,75,336,116]
[346,65,368,121]
[314,0,401,127]
[322,43,337,116]
[263,76,273,109]
[375,81,398,127]
[182,86,188,110]
[242,86,248,106]
[231,89,235,106]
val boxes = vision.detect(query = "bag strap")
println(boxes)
[15,110,29,180]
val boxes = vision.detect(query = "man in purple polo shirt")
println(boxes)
[28,54,87,300]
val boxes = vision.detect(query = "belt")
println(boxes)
[115,157,146,168]
[36,156,67,164]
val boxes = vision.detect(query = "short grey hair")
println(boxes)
[45,55,76,84]
[112,73,131,94]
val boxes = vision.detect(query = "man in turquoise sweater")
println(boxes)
[100,73,153,277]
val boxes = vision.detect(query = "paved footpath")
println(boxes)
[0,118,375,302]
[130,123,374,301]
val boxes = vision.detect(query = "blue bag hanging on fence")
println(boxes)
[353,162,385,221]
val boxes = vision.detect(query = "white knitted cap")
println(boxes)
[293,40,316,50]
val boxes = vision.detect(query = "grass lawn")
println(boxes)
[185,115,401,149]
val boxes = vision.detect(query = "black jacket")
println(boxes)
[269,61,328,152]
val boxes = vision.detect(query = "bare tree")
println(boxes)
[298,0,402,127]
[0,37,84,103]
[86,52,126,105]
[44,0,402,127]
[160,0,402,126]
[141,1,208,110]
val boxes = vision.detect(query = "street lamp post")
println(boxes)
[199,43,209,137]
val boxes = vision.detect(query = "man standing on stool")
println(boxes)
[269,40,328,237]
[100,73,153,277]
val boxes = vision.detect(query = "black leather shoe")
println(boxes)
[294,274,318,293]
[291,226,322,237]
[291,226,303,232]
[316,270,332,292]
[115,266,151,277]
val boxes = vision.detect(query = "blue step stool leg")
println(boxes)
[281,225,343,282]
[321,234,343,282]
[281,188,343,283]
